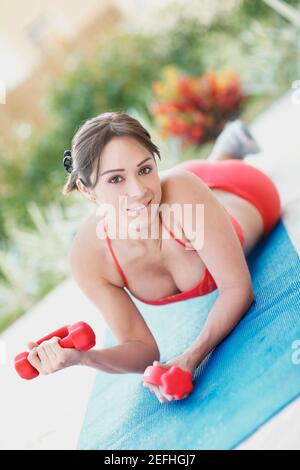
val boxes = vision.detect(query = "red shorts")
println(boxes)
[175,159,282,237]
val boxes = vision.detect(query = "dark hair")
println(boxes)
[62,111,161,195]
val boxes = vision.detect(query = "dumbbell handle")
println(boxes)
[143,364,193,400]
[14,321,96,380]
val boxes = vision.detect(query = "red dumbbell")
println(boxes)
[14,321,96,380]
[143,364,193,400]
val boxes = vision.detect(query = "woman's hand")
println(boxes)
[27,337,84,376]
[143,354,196,404]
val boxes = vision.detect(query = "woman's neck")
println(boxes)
[105,209,163,253]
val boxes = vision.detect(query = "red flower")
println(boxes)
[169,119,189,136]
[150,66,247,148]
[187,125,204,142]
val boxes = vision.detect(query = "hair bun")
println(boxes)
[63,150,73,173]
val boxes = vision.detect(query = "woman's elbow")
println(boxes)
[152,345,161,363]
[241,285,255,307]
[224,284,254,306]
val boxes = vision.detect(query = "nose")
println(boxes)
[125,175,146,199]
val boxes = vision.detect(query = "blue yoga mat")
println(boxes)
[78,221,300,450]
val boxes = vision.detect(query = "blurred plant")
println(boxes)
[150,65,248,149]
[128,106,212,168]
[239,0,300,21]
[0,200,88,332]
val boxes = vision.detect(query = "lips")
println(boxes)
[127,200,151,215]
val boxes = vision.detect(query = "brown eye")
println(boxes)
[108,167,152,184]
[140,166,152,175]
[108,175,123,184]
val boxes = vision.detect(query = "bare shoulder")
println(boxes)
[160,166,207,205]
[162,166,253,294]
[158,167,210,245]
[68,210,111,285]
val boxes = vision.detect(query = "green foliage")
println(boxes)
[0,201,88,332]
[240,0,300,20]
[47,33,169,131]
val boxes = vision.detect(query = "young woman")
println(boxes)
[27,112,281,403]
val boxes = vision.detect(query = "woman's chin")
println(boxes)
[130,217,150,230]
[126,215,153,234]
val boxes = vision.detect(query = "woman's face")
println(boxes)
[91,136,162,234]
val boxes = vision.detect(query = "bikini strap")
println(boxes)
[103,223,129,288]
[103,214,197,290]
[160,212,196,251]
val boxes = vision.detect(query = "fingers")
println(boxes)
[35,341,57,374]
[143,379,187,402]
[27,347,44,374]
[143,361,180,403]
[36,346,52,374]
[143,363,175,403]
[151,385,167,403]
[143,382,157,397]
[143,382,174,403]
[150,361,172,403]
[27,337,63,375]
[160,388,175,402]
[143,381,153,391]
[49,337,65,356]
[27,341,38,350]
[145,384,189,402]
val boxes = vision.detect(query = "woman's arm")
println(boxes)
[147,285,254,402]
[69,238,161,374]
[81,340,159,374]
[27,234,160,376]
[169,170,254,369]
[181,286,254,370]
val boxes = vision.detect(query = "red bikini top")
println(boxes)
[102,209,244,306]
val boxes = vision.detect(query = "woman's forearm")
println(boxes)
[184,287,254,369]
[80,341,160,374]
